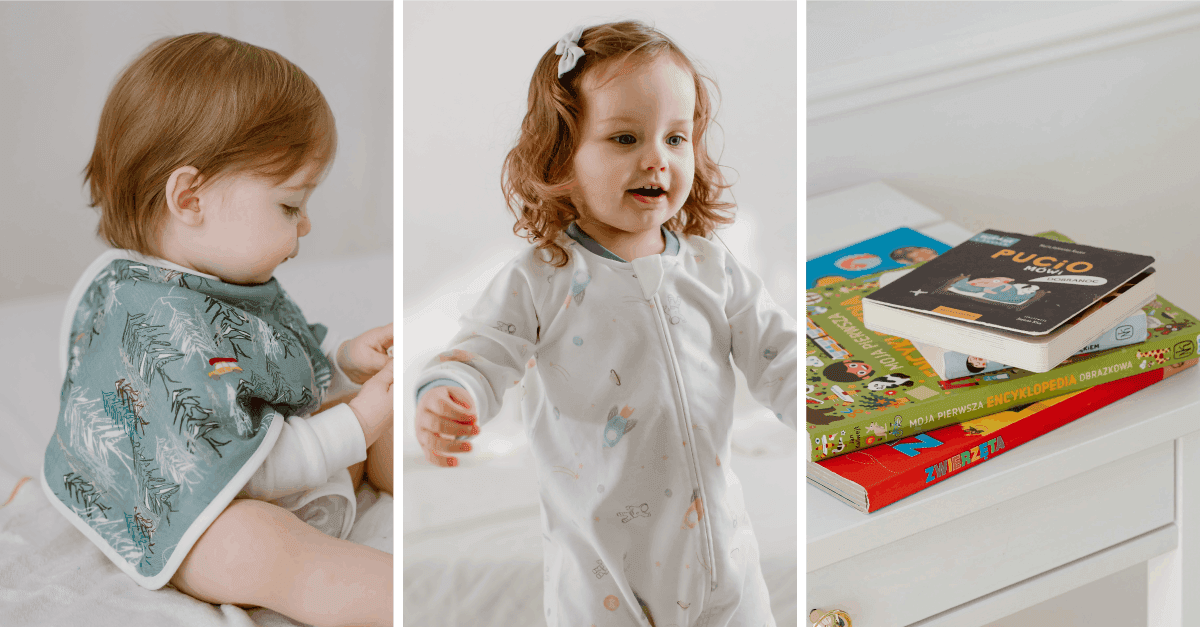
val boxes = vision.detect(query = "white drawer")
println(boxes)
[807,441,1175,627]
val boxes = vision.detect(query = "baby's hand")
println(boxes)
[339,323,394,385]
[348,359,393,448]
[415,386,477,468]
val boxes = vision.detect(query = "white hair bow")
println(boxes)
[555,26,586,78]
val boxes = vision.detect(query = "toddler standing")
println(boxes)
[41,33,393,627]
[414,21,796,627]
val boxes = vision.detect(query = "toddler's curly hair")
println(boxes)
[502,21,734,267]
[84,33,337,256]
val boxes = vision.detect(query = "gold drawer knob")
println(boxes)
[810,608,852,627]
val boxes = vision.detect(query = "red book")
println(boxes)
[808,360,1197,512]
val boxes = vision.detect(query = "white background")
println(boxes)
[403,1,798,461]
[808,1,1200,316]
[0,1,393,304]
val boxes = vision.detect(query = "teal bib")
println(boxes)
[42,258,331,588]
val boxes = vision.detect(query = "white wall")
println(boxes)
[807,2,1200,317]
[402,0,797,460]
[0,1,393,303]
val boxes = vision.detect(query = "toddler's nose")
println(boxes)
[298,212,312,237]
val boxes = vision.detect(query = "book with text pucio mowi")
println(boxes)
[861,230,1157,372]
[808,360,1197,512]
[805,268,1199,462]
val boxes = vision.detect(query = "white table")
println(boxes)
[805,182,1200,626]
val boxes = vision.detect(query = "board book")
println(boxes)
[864,229,1156,336]
[808,359,1198,512]
[806,227,950,288]
[861,248,1156,372]
[806,269,1198,462]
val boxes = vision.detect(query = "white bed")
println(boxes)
[0,250,394,627]
[401,255,798,626]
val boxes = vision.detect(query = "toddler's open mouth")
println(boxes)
[628,186,668,203]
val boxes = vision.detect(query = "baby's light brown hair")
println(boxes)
[501,21,734,267]
[84,33,337,256]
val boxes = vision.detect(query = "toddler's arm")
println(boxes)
[413,256,542,457]
[724,252,798,429]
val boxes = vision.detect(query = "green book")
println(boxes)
[806,266,1198,462]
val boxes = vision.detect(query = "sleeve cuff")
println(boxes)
[415,377,465,404]
[321,331,362,400]
[305,402,369,471]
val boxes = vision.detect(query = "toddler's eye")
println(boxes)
[281,204,301,215]
[614,134,636,145]
[667,135,686,147]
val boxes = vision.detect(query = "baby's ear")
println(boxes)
[165,166,205,223]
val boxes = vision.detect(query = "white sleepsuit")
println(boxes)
[414,224,797,626]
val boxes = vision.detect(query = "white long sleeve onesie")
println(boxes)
[238,329,366,538]
[415,226,797,627]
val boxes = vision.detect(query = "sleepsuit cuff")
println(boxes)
[414,378,466,405]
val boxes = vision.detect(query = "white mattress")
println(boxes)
[0,250,393,627]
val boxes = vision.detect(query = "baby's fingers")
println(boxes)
[432,391,475,424]
[414,405,477,438]
[420,428,473,455]
[424,447,460,468]
[437,416,478,438]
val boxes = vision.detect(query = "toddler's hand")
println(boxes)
[415,386,477,468]
[348,359,393,448]
[339,323,394,385]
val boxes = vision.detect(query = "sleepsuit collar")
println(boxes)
[566,222,680,262]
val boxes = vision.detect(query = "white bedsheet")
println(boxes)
[0,250,393,627]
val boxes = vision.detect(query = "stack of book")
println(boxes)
[806,228,1198,513]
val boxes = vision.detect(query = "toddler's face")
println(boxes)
[169,165,316,285]
[569,55,696,237]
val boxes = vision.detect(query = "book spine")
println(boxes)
[864,365,1171,511]
[809,328,1200,462]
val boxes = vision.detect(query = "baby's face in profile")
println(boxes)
[165,164,318,285]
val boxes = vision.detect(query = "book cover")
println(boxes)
[806,271,1198,462]
[806,227,951,288]
[863,229,1155,335]
[808,359,1197,512]
[915,310,1149,380]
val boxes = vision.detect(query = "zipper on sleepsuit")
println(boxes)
[650,291,717,598]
